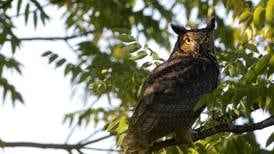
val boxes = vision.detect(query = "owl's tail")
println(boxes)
[122,132,152,153]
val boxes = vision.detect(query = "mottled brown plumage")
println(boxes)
[123,18,219,153]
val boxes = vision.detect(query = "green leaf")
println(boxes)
[243,54,272,82]
[130,50,148,60]
[78,41,100,55]
[141,62,152,68]
[64,64,74,76]
[268,54,274,73]
[112,28,131,34]
[63,113,75,126]
[40,12,48,25]
[253,6,265,28]
[254,54,272,73]
[16,92,24,103]
[239,9,251,23]
[195,142,207,154]
[266,132,274,147]
[33,11,37,28]
[152,52,160,60]
[121,43,141,53]
[79,72,89,83]
[55,58,66,67]
[115,116,128,134]
[30,0,49,24]
[244,43,259,53]
[48,54,58,63]
[154,61,161,66]
[194,93,211,111]
[226,0,232,9]
[3,85,8,101]
[16,0,22,16]
[233,0,240,16]
[106,117,120,132]
[11,90,24,104]
[258,83,267,107]
[116,34,135,42]
[0,31,8,44]
[265,0,274,25]
[71,66,81,80]
[41,51,52,57]
[24,3,30,24]
[11,37,20,53]
[228,64,236,76]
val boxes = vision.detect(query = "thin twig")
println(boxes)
[84,147,121,152]
[81,134,113,146]
[79,127,104,143]
[65,123,79,143]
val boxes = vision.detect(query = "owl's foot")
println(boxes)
[175,128,194,146]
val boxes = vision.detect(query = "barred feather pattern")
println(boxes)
[123,18,219,153]
[123,54,219,152]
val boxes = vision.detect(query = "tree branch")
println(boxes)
[78,127,105,143]
[6,31,94,42]
[0,134,113,152]
[1,141,82,151]
[81,134,113,146]
[7,35,81,41]
[150,116,274,151]
[83,147,121,152]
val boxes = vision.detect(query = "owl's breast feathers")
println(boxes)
[123,54,219,152]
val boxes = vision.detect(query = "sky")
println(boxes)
[0,2,115,154]
[0,1,273,154]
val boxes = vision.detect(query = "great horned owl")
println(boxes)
[123,18,219,153]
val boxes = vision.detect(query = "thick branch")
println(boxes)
[150,116,274,151]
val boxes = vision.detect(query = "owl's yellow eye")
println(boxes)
[203,37,209,43]
[184,38,192,44]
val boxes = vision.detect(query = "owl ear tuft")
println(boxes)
[206,17,215,31]
[171,24,186,34]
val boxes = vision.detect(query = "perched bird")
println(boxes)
[123,18,219,153]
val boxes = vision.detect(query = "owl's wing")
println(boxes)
[129,57,219,133]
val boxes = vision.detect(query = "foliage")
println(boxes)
[0,0,273,153]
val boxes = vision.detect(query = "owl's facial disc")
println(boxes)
[179,33,212,55]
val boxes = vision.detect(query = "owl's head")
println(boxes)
[171,18,215,57]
